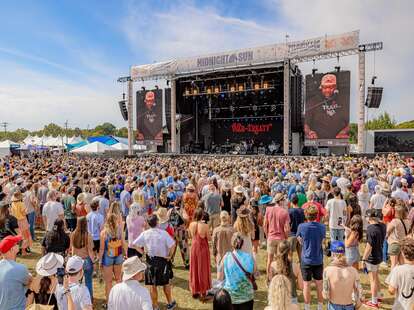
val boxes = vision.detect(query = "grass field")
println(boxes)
[19,231,395,309]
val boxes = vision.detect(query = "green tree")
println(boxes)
[115,127,128,138]
[93,122,116,136]
[365,112,396,130]
[396,120,414,129]
[349,123,358,144]
[42,123,64,137]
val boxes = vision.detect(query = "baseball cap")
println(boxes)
[330,241,345,254]
[66,256,84,274]
[0,235,22,254]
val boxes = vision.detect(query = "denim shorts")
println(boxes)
[345,246,360,265]
[328,303,355,310]
[102,254,123,267]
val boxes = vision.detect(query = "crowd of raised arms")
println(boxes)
[1,153,414,310]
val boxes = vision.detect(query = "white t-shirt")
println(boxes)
[370,193,386,210]
[108,280,152,310]
[326,198,347,229]
[133,227,175,258]
[42,201,64,231]
[385,264,414,310]
[56,282,92,310]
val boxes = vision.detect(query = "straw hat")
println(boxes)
[233,185,244,194]
[272,192,285,203]
[222,182,232,191]
[36,253,64,277]
[155,207,169,223]
[321,176,330,183]
[186,184,195,191]
[122,256,147,281]
[236,206,251,218]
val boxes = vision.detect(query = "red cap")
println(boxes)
[0,235,22,254]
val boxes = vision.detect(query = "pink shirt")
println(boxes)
[265,205,290,241]
[126,216,145,247]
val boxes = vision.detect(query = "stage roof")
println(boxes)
[130,30,359,81]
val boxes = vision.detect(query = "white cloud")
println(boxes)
[122,0,414,122]
[0,61,125,131]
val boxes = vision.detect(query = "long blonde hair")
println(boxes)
[268,275,292,310]
[104,213,118,238]
[233,216,253,235]
[108,201,121,217]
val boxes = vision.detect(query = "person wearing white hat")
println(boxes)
[55,255,92,310]
[108,256,152,310]
[26,253,64,309]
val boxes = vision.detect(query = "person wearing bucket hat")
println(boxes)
[258,195,273,206]
[322,241,362,309]
[108,256,152,310]
[263,192,290,283]
[55,255,93,310]
[0,234,33,310]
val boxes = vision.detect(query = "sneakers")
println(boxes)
[380,261,388,268]
[364,301,379,308]
[167,300,177,310]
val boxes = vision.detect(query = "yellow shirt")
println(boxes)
[11,201,26,220]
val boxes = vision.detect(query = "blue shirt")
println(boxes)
[0,259,29,310]
[97,196,110,218]
[288,207,305,236]
[296,222,325,265]
[86,211,104,240]
[113,184,124,200]
[223,251,254,304]
[120,190,131,217]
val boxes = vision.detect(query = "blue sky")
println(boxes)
[0,0,413,130]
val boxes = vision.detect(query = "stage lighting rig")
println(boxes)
[335,66,341,72]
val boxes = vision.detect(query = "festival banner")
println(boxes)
[131,31,359,80]
[304,71,351,147]
[136,89,163,145]
[213,119,283,145]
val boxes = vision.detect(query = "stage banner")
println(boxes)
[304,71,350,147]
[136,89,163,145]
[131,31,359,80]
[213,119,283,145]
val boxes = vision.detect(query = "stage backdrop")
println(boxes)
[304,71,350,147]
[136,89,163,145]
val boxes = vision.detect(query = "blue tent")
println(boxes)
[66,140,88,151]
[87,136,118,146]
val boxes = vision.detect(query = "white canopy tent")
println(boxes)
[70,141,115,154]
[111,142,129,150]
[0,140,18,158]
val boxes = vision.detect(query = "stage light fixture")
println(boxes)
[155,85,159,90]
[141,86,146,91]
[254,83,260,90]
[230,85,236,92]
[335,66,341,72]
[312,68,318,76]
[166,80,170,86]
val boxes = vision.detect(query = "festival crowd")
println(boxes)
[0,153,414,310]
